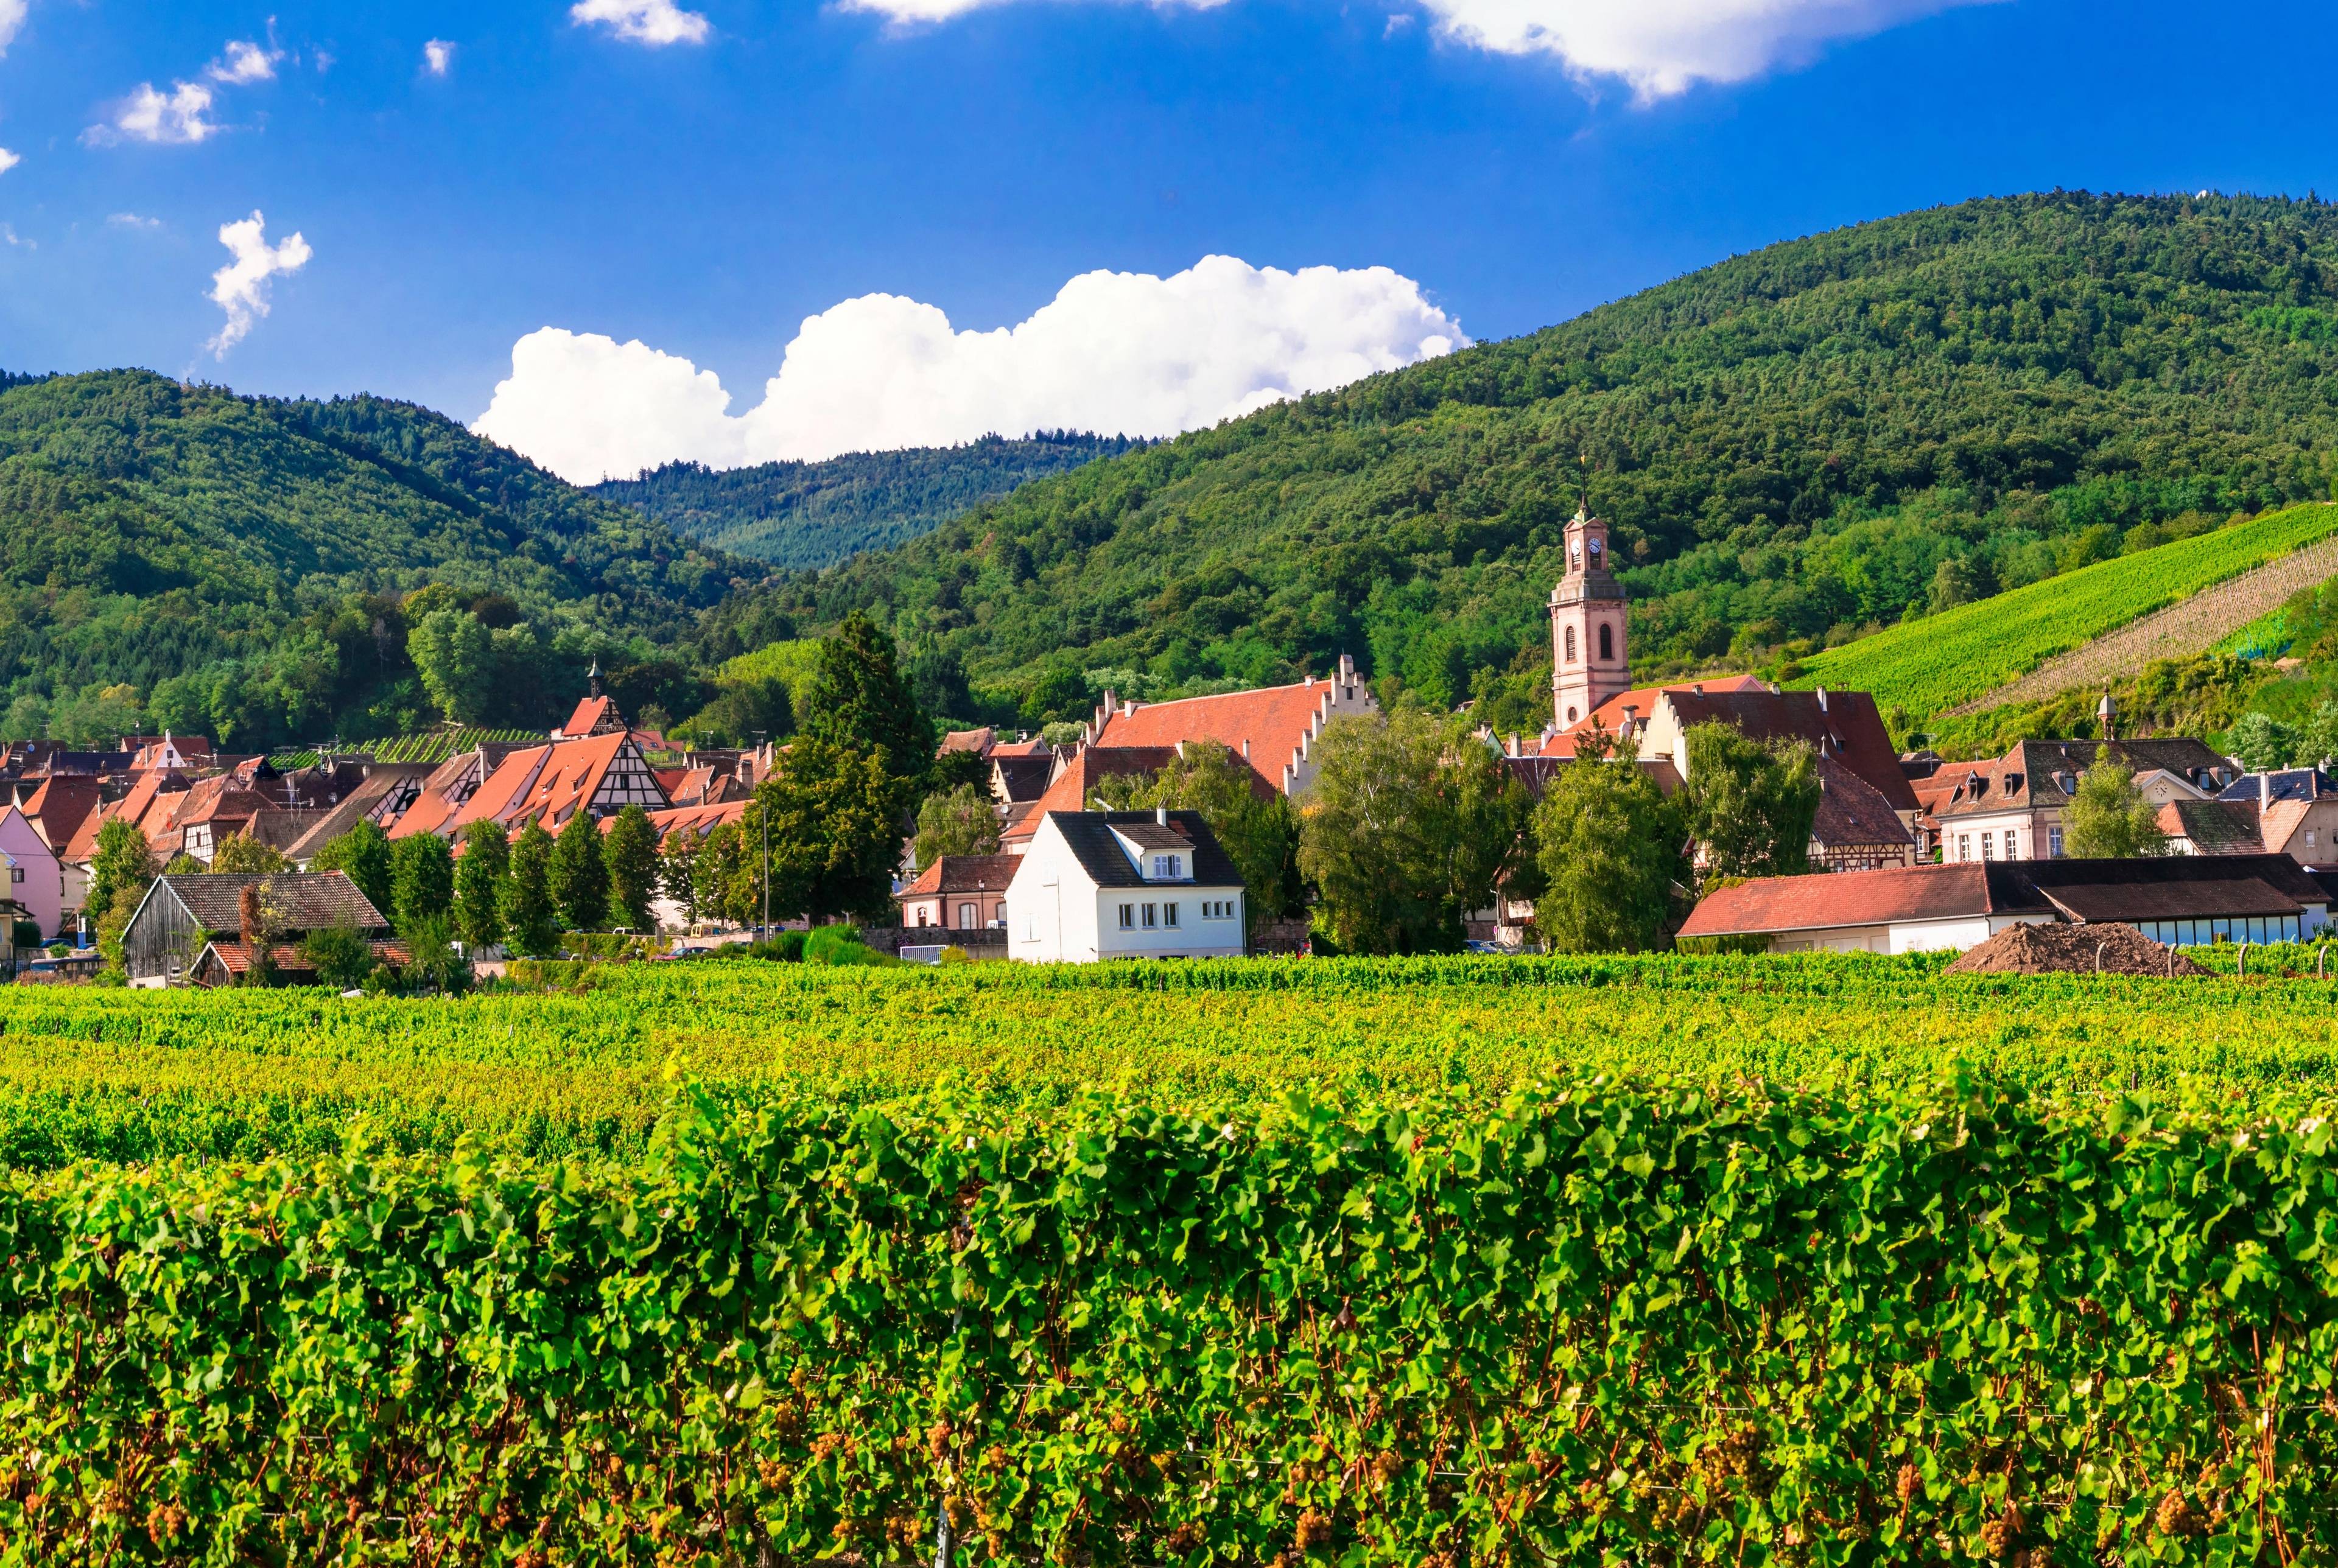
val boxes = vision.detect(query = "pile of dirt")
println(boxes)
[1944,920,2211,977]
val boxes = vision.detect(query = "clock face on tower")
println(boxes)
[1588,538,1602,566]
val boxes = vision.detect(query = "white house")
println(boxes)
[1006,809,1248,963]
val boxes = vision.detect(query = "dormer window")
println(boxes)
[1153,853,1182,880]
[2002,774,2020,797]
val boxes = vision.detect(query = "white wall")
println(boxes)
[1763,912,2047,956]
[1007,818,1244,962]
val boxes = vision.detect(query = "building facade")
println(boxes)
[1006,810,1247,963]
[1549,509,1631,729]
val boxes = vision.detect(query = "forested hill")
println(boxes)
[701,192,2338,730]
[597,432,1139,569]
[0,369,743,748]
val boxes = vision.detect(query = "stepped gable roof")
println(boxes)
[2157,798,2263,855]
[156,871,388,934]
[1665,687,1917,813]
[1811,756,1917,850]
[1000,747,1179,845]
[897,853,1021,898]
[1537,675,1774,757]
[1939,738,2233,820]
[19,775,100,851]
[1033,810,1244,890]
[1680,853,2329,939]
[1090,676,1358,789]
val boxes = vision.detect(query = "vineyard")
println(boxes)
[1792,503,2338,718]
[5,956,2338,1565]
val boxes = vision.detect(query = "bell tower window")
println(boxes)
[1598,623,1613,662]
[1564,626,1576,663]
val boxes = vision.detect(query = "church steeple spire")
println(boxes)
[1550,508,1628,729]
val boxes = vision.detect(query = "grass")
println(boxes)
[1791,502,2338,716]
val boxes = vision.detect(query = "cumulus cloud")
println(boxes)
[206,38,281,83]
[569,0,712,46]
[473,256,1465,484]
[0,0,25,55]
[0,149,18,176]
[91,81,220,144]
[1411,0,1998,97]
[423,39,457,75]
[206,211,311,357]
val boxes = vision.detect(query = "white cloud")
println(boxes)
[569,0,712,46]
[472,255,1466,484]
[91,81,220,145]
[0,0,25,55]
[206,38,280,84]
[206,211,311,357]
[0,149,18,176]
[1409,0,1998,97]
[108,212,163,230]
[422,38,457,75]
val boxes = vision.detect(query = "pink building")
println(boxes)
[0,805,64,940]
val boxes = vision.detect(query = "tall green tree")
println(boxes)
[1534,724,1689,953]
[312,821,395,920]
[1681,722,1823,883]
[389,833,456,937]
[1297,709,1531,954]
[453,821,508,948]
[208,833,289,874]
[913,784,1001,866]
[408,608,497,726]
[804,611,935,774]
[603,805,662,933]
[2228,712,2298,772]
[748,733,900,925]
[87,817,158,978]
[2063,758,2169,858]
[693,822,751,928]
[501,817,560,956]
[549,810,611,931]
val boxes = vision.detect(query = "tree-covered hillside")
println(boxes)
[0,370,743,747]
[597,432,1139,569]
[704,193,2338,730]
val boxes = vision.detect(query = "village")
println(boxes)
[0,505,2323,987]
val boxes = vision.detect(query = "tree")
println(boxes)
[804,611,935,772]
[749,733,902,926]
[693,821,751,927]
[389,833,456,936]
[1681,722,1823,883]
[1297,709,1531,954]
[2063,757,2168,858]
[661,828,705,930]
[549,810,610,931]
[454,820,508,948]
[163,852,204,877]
[208,832,288,875]
[914,784,1001,866]
[299,917,377,989]
[88,817,158,979]
[1534,723,1689,953]
[2228,711,2298,772]
[2301,701,2338,771]
[408,608,496,725]
[603,804,662,932]
[312,821,394,920]
[397,912,473,995]
[501,817,560,956]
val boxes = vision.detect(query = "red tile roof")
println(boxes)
[19,775,100,852]
[558,695,617,738]
[1679,864,2000,938]
[644,799,748,845]
[1000,747,1178,845]
[896,853,1022,898]
[2157,799,2262,855]
[1811,756,1916,850]
[1090,676,1361,792]
[1537,675,1773,757]
[447,732,664,835]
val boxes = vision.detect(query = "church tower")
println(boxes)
[1550,508,1629,728]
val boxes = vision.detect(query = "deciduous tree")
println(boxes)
[1535,722,1688,953]
[2063,758,2168,858]
[603,805,662,932]
[454,821,508,948]
[389,833,456,937]
[1682,721,1822,883]
[549,810,610,932]
[500,817,559,956]
[312,821,394,920]
[913,784,1000,866]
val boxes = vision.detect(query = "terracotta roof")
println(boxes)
[939,727,997,755]
[152,872,388,934]
[19,775,100,852]
[645,799,748,845]
[1023,810,1245,890]
[198,936,410,982]
[988,737,1050,758]
[557,695,617,738]
[1090,676,1364,792]
[1000,747,1179,844]
[285,769,433,861]
[897,853,1022,898]
[1539,674,1774,755]
[1811,756,1917,850]
[447,732,665,835]
[1681,853,2330,939]
[2157,799,2262,855]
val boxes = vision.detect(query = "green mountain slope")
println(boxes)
[596,433,1139,569]
[0,369,743,747]
[704,192,2338,725]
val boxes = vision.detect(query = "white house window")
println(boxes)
[1118,905,1134,929]
[2004,830,2019,859]
[2049,827,2064,858]
[1202,900,1234,920]
[1152,854,1182,879]
[1142,904,1157,928]
[1981,832,1994,860]
[957,901,977,928]
[1164,903,1180,929]
[1957,835,1970,861]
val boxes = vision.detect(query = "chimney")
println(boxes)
[2262,771,2272,811]
[1623,703,1638,735]
[1156,805,1169,826]
[1815,686,1829,714]
[1241,738,1251,760]
[1506,733,1520,757]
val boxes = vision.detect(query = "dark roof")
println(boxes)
[1810,756,1915,850]
[1665,688,1918,813]
[1681,853,2329,938]
[2157,799,2262,855]
[897,853,1022,898]
[991,755,1054,803]
[2217,768,2338,805]
[1032,810,1244,889]
[1112,819,1193,851]
[1938,737,2234,819]
[156,872,388,934]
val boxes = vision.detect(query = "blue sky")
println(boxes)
[5,0,2338,479]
